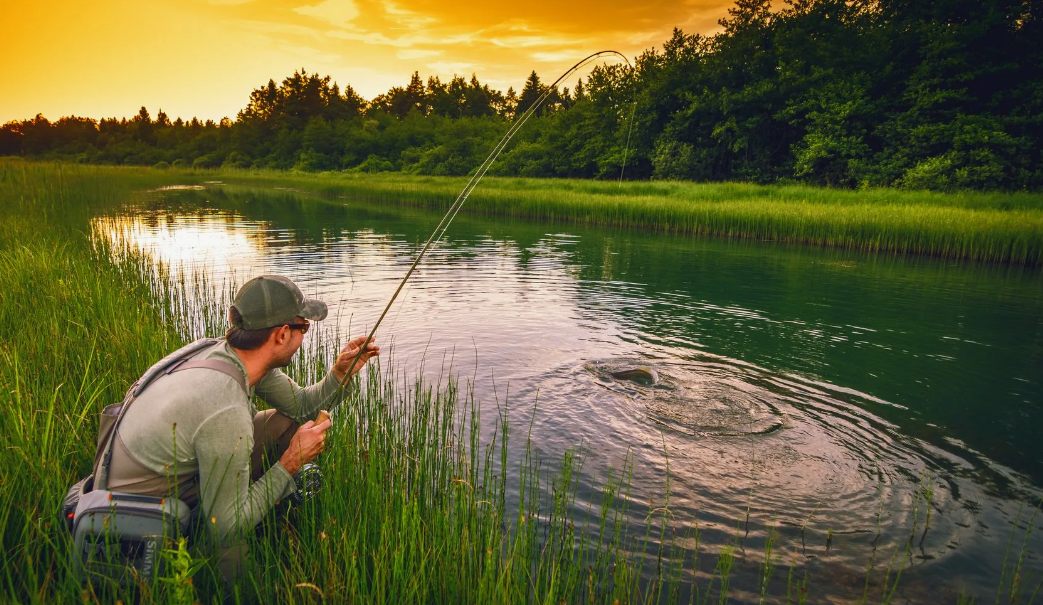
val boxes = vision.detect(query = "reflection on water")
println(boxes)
[93,185,1043,602]
[97,214,262,270]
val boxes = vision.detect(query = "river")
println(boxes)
[94,182,1043,603]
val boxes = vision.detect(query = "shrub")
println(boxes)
[651,140,697,181]
[192,154,221,169]
[354,154,396,173]
[222,151,251,169]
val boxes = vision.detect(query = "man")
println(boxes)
[104,275,379,562]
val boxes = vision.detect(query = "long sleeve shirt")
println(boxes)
[113,340,345,543]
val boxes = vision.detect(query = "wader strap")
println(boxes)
[94,339,244,490]
[168,359,248,395]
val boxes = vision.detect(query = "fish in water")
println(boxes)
[609,366,658,385]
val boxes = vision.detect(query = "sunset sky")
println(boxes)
[0,0,732,123]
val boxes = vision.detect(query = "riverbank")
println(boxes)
[6,159,1043,265]
[264,172,1043,266]
[103,162,1043,265]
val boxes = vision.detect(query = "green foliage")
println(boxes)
[192,153,222,169]
[3,0,1038,190]
[159,538,206,605]
[227,170,1043,265]
[652,140,697,181]
[353,154,396,173]
[221,151,250,169]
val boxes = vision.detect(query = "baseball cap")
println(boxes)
[231,275,328,330]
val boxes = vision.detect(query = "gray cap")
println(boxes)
[231,275,328,330]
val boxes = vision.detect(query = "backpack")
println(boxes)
[63,337,246,585]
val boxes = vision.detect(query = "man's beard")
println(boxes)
[270,348,295,370]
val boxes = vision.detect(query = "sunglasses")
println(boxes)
[286,320,310,334]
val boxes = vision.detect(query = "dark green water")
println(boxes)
[98,184,1043,603]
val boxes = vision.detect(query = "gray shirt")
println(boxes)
[114,340,344,542]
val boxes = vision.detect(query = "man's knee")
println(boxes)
[250,410,299,480]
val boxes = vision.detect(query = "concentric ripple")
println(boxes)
[585,357,785,436]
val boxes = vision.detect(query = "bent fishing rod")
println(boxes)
[335,50,634,393]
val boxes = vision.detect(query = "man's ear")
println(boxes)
[270,325,290,346]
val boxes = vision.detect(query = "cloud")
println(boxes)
[489,35,577,48]
[383,1,437,29]
[397,49,442,60]
[279,44,342,65]
[426,61,476,75]
[530,51,588,63]
[237,20,322,37]
[328,29,475,48]
[293,0,359,27]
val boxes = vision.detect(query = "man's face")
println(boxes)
[271,316,308,368]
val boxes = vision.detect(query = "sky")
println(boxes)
[0,0,731,123]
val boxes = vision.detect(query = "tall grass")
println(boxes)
[8,159,1043,264]
[211,170,1043,266]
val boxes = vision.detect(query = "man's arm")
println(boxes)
[194,407,295,544]
[254,336,379,422]
[253,369,341,423]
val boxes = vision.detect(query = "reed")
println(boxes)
[7,159,1043,264]
[284,173,1043,266]
[116,166,1042,265]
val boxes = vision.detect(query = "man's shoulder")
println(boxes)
[195,341,248,379]
[138,340,248,406]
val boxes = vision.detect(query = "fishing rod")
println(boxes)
[335,50,634,393]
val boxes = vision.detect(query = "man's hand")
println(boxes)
[332,336,380,383]
[280,418,332,476]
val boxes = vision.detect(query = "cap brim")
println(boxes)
[301,298,328,321]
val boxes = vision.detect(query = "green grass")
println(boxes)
[8,158,1043,265]
[212,170,1043,266]
[2,159,1040,603]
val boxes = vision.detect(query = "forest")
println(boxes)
[2,0,1040,191]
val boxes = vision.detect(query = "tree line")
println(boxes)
[2,0,1040,191]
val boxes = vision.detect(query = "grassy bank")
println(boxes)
[2,160,1039,604]
[7,158,1043,265]
[218,170,1043,266]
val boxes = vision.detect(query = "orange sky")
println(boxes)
[0,0,730,123]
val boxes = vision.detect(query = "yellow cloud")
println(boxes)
[426,61,478,75]
[0,0,735,121]
[328,29,475,48]
[383,1,437,29]
[398,49,442,60]
[489,35,580,49]
[531,51,589,63]
[293,0,360,27]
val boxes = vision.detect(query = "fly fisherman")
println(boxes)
[100,275,379,577]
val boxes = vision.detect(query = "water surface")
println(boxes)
[95,185,1043,602]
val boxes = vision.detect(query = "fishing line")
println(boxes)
[338,50,635,391]
[619,100,638,187]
